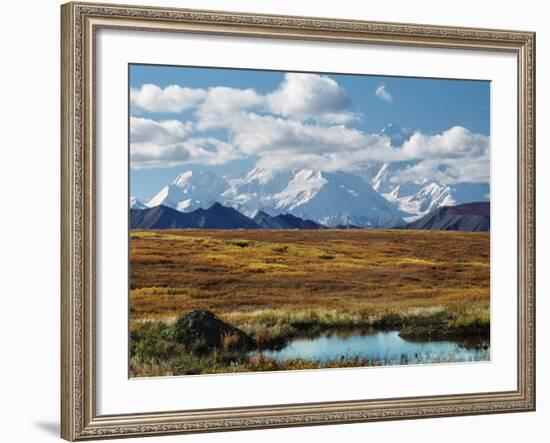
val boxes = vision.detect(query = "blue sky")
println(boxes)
[129,64,490,200]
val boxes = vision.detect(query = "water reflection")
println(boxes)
[257,329,489,364]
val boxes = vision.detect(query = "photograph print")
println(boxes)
[129,64,491,377]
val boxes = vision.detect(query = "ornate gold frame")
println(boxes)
[61,2,536,440]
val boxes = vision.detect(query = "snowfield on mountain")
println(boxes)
[132,164,488,228]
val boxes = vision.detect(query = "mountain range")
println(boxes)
[130,125,489,228]
[130,203,324,230]
[130,203,259,230]
[131,201,490,232]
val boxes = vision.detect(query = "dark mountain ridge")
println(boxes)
[131,203,326,230]
[188,203,260,229]
[253,211,323,230]
[130,205,190,229]
[405,202,490,232]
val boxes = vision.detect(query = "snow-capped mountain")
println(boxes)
[141,168,408,227]
[138,160,489,227]
[221,168,294,214]
[276,170,406,227]
[361,154,489,221]
[351,124,490,221]
[379,172,490,221]
[369,161,418,193]
[130,196,146,209]
[222,168,406,227]
[384,181,455,217]
[146,171,229,212]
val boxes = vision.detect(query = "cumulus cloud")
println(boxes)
[130,84,206,113]
[222,112,403,172]
[401,126,488,159]
[196,87,264,130]
[392,157,489,185]
[375,84,393,103]
[130,74,357,124]
[130,117,193,144]
[392,127,490,184]
[231,121,488,183]
[131,137,241,169]
[130,117,241,168]
[129,76,489,185]
[266,73,357,123]
[131,110,489,184]
[230,113,371,155]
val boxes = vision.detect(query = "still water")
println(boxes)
[259,330,489,364]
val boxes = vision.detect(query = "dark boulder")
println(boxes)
[174,310,254,354]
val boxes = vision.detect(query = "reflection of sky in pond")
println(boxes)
[258,331,489,363]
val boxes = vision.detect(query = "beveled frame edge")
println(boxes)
[60,1,536,441]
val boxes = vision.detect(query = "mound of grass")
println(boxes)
[246,263,289,273]
[270,244,289,253]
[226,239,253,248]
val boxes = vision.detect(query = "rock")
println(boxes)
[174,310,254,354]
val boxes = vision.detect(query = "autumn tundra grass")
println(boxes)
[129,229,490,376]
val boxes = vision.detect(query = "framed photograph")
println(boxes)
[61,1,536,440]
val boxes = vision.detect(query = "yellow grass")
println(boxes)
[130,229,490,325]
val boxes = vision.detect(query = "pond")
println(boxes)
[257,329,490,365]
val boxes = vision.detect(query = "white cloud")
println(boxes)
[222,112,400,172]
[375,84,393,103]
[401,126,488,159]
[130,117,241,168]
[392,157,489,185]
[266,73,356,123]
[129,78,488,185]
[196,87,264,130]
[131,137,241,169]
[230,118,489,183]
[230,113,371,155]
[130,84,206,113]
[130,117,193,144]
[392,127,490,184]
[131,111,489,184]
